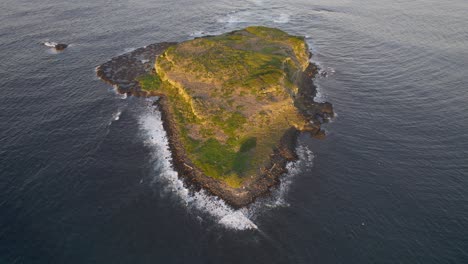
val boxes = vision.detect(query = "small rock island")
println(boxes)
[97,26,333,208]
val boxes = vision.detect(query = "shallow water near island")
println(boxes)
[1,0,467,263]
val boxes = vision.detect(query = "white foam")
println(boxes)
[313,64,335,103]
[217,10,290,25]
[273,13,290,23]
[138,101,316,230]
[314,85,326,103]
[44,41,57,48]
[139,104,257,230]
[189,31,207,37]
[250,0,264,5]
[110,84,120,95]
[44,41,60,54]
[318,67,336,78]
[124,47,136,53]
[306,37,319,56]
[188,30,226,39]
[112,110,122,121]
[304,39,330,103]
[217,12,249,23]
[252,144,315,209]
[109,85,128,99]
[326,111,338,123]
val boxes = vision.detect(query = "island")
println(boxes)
[97,26,333,208]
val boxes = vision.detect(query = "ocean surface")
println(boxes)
[1,0,467,263]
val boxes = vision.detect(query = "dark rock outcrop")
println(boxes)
[55,43,68,50]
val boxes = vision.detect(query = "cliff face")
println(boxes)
[139,26,320,188]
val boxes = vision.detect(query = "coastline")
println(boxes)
[157,95,300,207]
[96,42,177,96]
[96,41,333,208]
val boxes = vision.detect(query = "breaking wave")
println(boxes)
[189,31,206,37]
[123,47,136,53]
[273,144,314,206]
[249,144,314,212]
[139,101,315,230]
[108,84,128,99]
[273,13,290,23]
[217,11,249,24]
[139,103,257,230]
[305,39,334,102]
[217,10,291,25]
[44,41,57,48]
[318,67,336,78]
[314,84,326,103]
[112,110,122,121]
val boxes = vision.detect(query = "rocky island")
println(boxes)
[97,26,333,208]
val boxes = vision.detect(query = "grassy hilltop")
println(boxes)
[138,26,314,187]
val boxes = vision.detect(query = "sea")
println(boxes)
[1,0,467,263]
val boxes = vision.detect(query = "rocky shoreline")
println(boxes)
[96,41,333,208]
[96,42,177,96]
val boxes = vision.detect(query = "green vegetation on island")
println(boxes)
[138,26,314,188]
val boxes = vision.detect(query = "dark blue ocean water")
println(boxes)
[1,0,467,263]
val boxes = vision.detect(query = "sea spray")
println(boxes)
[112,110,122,121]
[217,10,290,25]
[313,84,327,103]
[44,41,58,48]
[305,39,332,103]
[139,104,257,230]
[139,103,315,230]
[273,13,291,24]
[247,144,315,216]
[273,144,315,207]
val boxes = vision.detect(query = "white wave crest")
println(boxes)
[217,12,249,23]
[252,144,314,209]
[112,110,122,121]
[217,11,290,25]
[139,104,257,230]
[273,13,290,23]
[318,67,336,78]
[314,84,326,103]
[189,31,207,37]
[123,47,136,53]
[109,84,128,99]
[189,30,223,38]
[139,101,315,230]
[44,41,57,48]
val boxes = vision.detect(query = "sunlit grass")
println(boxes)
[138,26,310,187]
